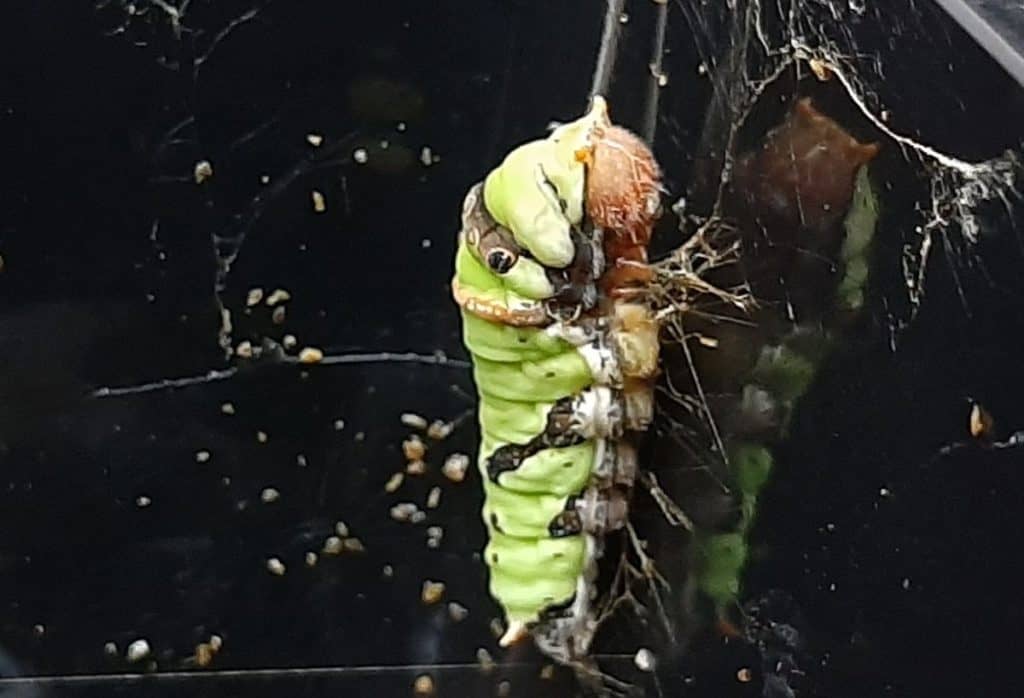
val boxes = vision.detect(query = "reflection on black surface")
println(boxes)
[1,0,1024,696]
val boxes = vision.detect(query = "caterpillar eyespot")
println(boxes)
[486,248,516,273]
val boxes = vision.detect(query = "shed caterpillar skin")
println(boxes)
[451,97,661,663]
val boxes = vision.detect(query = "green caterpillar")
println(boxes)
[451,98,659,663]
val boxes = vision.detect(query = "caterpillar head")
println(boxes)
[482,97,610,270]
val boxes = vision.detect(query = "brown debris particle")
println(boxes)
[421,580,445,605]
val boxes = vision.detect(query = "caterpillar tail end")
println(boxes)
[499,620,530,648]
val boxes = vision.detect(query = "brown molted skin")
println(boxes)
[585,125,662,296]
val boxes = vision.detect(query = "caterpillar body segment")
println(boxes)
[452,97,663,663]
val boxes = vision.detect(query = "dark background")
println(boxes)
[1,1,1024,696]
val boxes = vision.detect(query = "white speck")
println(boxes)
[442,453,470,482]
[396,122,407,132]
[447,601,468,621]
[322,536,343,555]
[379,139,390,149]
[265,289,291,306]
[260,174,270,184]
[126,639,151,663]
[305,552,318,567]
[829,583,837,591]
[32,624,45,637]
[406,459,426,476]
[220,402,235,415]
[477,647,495,671]
[421,580,445,604]
[400,413,428,430]
[296,454,308,468]
[384,472,404,493]
[266,557,286,576]
[634,647,656,672]
[282,334,298,350]
[209,635,223,652]
[195,450,211,463]
[306,133,323,147]
[135,495,152,508]
[902,578,912,590]
[426,420,453,440]
[235,341,253,359]
[420,238,432,249]
[697,62,707,75]
[333,419,346,431]
[353,148,368,164]
[619,12,629,23]
[311,190,326,213]
[426,487,441,509]
[426,525,443,549]
[298,347,324,364]
[382,564,394,578]
[193,160,213,184]
[260,487,280,504]
[104,642,118,656]
[334,521,349,537]
[419,147,433,167]
[390,502,419,522]
[879,487,891,497]
[246,288,263,307]
[256,431,268,444]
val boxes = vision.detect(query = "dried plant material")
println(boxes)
[334,521,349,537]
[405,459,426,476]
[246,288,264,306]
[476,647,495,672]
[634,648,656,672]
[442,453,470,482]
[447,601,468,622]
[193,160,213,184]
[260,487,280,503]
[736,667,753,683]
[271,306,286,325]
[305,551,318,567]
[539,664,555,680]
[401,412,429,430]
[282,334,298,350]
[402,435,426,461]
[311,190,326,213]
[697,334,720,348]
[426,487,441,509]
[220,402,235,415]
[426,420,453,440]
[306,133,324,147]
[970,402,995,439]
[322,536,343,555]
[413,674,435,695]
[298,347,323,364]
[384,472,404,493]
[421,580,445,605]
[265,288,291,306]
[266,558,286,576]
[195,642,214,668]
[126,639,150,663]
[235,340,254,358]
